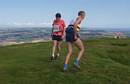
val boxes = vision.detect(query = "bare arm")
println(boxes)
[51,23,54,37]
[73,17,82,39]
[73,17,82,31]
[61,21,66,39]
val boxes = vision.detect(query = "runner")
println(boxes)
[51,13,66,60]
[63,11,86,71]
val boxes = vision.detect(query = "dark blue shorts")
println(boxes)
[52,35,62,41]
[65,26,80,42]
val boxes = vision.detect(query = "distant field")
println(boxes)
[0,38,130,84]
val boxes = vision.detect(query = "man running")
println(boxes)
[63,11,86,71]
[51,13,66,60]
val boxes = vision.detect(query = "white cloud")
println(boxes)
[13,22,52,27]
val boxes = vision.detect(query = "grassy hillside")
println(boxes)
[0,38,130,84]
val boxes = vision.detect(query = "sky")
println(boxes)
[0,0,130,28]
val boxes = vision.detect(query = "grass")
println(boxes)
[0,38,130,84]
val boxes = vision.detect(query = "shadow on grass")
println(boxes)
[111,43,128,47]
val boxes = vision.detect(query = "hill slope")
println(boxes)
[0,38,130,84]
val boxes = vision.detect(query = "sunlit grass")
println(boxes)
[0,38,130,84]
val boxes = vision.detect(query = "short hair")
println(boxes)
[55,13,61,18]
[78,11,85,16]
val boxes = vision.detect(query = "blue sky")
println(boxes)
[0,0,130,28]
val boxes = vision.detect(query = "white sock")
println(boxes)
[52,54,54,57]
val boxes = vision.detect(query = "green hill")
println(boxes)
[0,38,130,84]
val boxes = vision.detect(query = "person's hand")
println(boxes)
[61,35,64,39]
[74,34,78,40]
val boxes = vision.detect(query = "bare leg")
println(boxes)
[65,42,73,64]
[52,40,57,57]
[74,38,84,61]
[56,41,61,57]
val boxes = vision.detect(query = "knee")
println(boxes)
[53,44,57,47]
[68,49,72,55]
[79,47,84,52]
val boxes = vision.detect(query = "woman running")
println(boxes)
[51,13,66,60]
[63,11,86,71]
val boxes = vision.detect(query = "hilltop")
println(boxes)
[0,38,130,84]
